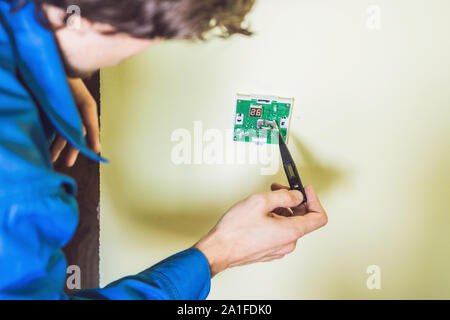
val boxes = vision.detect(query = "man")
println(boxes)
[0,0,327,300]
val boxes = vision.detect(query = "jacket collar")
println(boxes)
[1,0,107,163]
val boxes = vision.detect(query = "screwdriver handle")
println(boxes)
[282,161,307,206]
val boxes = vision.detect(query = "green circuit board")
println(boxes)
[233,94,294,144]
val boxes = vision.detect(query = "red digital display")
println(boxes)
[249,107,263,117]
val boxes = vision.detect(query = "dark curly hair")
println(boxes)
[12,0,255,40]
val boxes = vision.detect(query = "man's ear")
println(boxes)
[42,4,66,28]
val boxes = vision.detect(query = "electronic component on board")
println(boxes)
[233,94,294,144]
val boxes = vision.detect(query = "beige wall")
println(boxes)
[100,0,450,299]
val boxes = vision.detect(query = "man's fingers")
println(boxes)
[271,182,289,191]
[272,183,323,213]
[294,211,328,236]
[273,185,328,237]
[271,182,306,216]
[50,135,67,162]
[273,207,293,217]
[68,77,101,154]
[50,133,80,167]
[270,184,290,216]
[80,104,101,153]
[290,186,327,236]
[248,189,304,213]
[303,185,325,214]
[64,146,80,167]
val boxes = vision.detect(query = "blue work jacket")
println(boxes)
[0,0,211,300]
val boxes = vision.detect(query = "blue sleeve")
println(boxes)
[69,249,211,300]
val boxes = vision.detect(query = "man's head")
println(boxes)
[29,0,255,77]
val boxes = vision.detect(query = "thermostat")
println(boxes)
[233,94,294,144]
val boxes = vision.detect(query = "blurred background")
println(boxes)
[99,0,450,299]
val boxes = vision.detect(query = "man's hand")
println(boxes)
[194,184,327,277]
[50,78,101,167]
